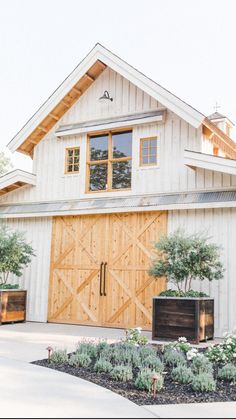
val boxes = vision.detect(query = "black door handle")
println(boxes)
[100,262,104,296]
[103,262,107,297]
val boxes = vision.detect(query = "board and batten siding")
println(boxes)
[1,67,236,205]
[3,217,52,322]
[168,208,236,337]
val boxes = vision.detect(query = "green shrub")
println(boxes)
[112,347,133,365]
[96,341,110,355]
[0,283,20,290]
[69,353,91,368]
[98,343,114,362]
[118,342,137,351]
[139,346,156,361]
[191,373,216,393]
[112,345,142,368]
[218,364,236,383]
[77,342,97,359]
[142,355,164,373]
[111,366,133,382]
[171,365,194,384]
[163,350,186,367]
[113,344,143,368]
[206,334,236,364]
[131,351,142,369]
[159,289,209,298]
[94,359,113,374]
[165,337,191,355]
[135,369,164,393]
[191,355,213,375]
[50,349,68,365]
[125,328,149,346]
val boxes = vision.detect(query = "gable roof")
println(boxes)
[0,170,36,196]
[208,112,227,120]
[208,112,235,126]
[7,43,236,158]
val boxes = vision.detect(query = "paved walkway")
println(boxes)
[0,358,155,418]
[0,323,154,418]
[145,403,236,418]
[0,322,136,362]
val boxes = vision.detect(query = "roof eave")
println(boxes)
[8,44,105,154]
[8,43,205,156]
[184,149,236,176]
[203,117,236,159]
[0,170,36,196]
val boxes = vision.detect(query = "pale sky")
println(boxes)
[0,0,236,171]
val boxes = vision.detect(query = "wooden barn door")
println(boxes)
[48,215,108,326]
[48,211,167,330]
[102,212,167,330]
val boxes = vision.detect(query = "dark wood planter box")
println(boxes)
[152,297,214,344]
[0,290,27,325]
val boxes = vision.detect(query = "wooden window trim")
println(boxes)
[86,130,132,193]
[140,137,158,167]
[213,145,219,157]
[65,147,80,174]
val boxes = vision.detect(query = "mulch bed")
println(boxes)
[33,355,236,406]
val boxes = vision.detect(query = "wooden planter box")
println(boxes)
[0,290,27,325]
[152,297,214,344]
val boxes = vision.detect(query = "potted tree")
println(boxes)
[0,225,35,325]
[150,230,224,344]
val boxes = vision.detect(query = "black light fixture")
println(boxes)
[99,90,113,102]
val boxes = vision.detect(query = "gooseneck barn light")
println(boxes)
[99,90,113,102]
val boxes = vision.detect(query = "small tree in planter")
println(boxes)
[0,225,35,324]
[150,230,224,296]
[0,225,35,288]
[150,230,224,343]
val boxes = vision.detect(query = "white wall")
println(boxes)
[1,209,236,336]
[3,217,52,322]
[1,67,236,205]
[168,208,236,337]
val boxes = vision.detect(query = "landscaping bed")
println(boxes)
[34,357,236,405]
[33,331,236,406]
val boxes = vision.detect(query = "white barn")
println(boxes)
[1,44,236,337]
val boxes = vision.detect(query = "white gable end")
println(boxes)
[8,44,206,155]
[58,67,160,127]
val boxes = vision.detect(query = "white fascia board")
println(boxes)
[55,114,164,138]
[0,170,36,190]
[7,48,101,153]
[184,150,236,176]
[95,46,205,129]
[8,44,205,153]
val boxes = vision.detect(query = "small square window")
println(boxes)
[140,138,158,166]
[65,148,80,174]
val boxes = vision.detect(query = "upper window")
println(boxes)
[140,137,158,166]
[87,131,132,192]
[65,147,80,174]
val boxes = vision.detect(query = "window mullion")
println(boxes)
[107,132,113,190]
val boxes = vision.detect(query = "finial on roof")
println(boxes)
[214,101,221,113]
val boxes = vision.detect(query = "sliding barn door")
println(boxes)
[48,215,108,326]
[103,212,167,330]
[48,211,167,330]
